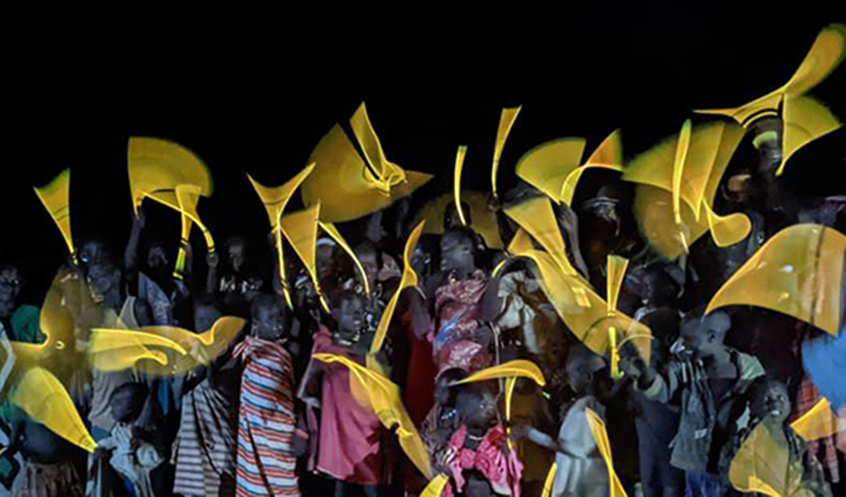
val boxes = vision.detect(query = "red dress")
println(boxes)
[431,270,492,375]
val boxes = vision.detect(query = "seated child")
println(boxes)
[438,383,522,497]
[92,382,164,497]
[517,344,609,497]
[720,378,832,497]
[422,368,469,458]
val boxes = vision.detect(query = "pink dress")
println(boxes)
[444,425,523,497]
[432,270,491,375]
[308,328,382,485]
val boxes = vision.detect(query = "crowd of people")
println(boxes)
[1,25,845,497]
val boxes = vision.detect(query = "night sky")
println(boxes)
[3,4,844,302]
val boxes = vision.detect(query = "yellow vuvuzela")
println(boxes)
[791,398,842,442]
[279,204,329,313]
[302,102,433,223]
[413,191,504,249]
[491,106,522,199]
[454,145,469,226]
[586,407,629,497]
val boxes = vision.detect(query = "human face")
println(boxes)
[194,304,221,332]
[316,244,336,282]
[750,381,790,424]
[359,252,379,288]
[228,243,245,272]
[460,389,498,430]
[440,236,474,276]
[0,268,22,304]
[335,297,365,343]
[411,246,432,276]
[86,264,120,302]
[566,354,604,394]
[146,245,169,271]
[253,302,286,341]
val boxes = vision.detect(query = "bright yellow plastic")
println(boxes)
[320,222,371,298]
[34,169,74,256]
[454,146,469,226]
[412,191,504,249]
[420,474,449,497]
[791,398,841,442]
[729,421,814,497]
[492,106,522,198]
[586,407,629,497]
[707,224,845,337]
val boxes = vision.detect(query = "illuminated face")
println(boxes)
[0,268,22,304]
[253,302,286,341]
[440,236,474,275]
[358,252,380,287]
[458,389,498,430]
[750,381,790,424]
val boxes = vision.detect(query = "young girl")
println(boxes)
[437,383,523,497]
[299,290,383,497]
[234,294,304,497]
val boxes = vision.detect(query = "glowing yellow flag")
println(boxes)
[504,196,580,277]
[586,407,629,497]
[370,221,425,355]
[313,353,433,479]
[412,191,504,249]
[707,224,846,337]
[515,137,587,204]
[625,120,749,259]
[302,103,433,222]
[791,398,841,442]
[695,23,846,176]
[128,137,215,275]
[729,421,811,497]
[320,222,371,298]
[10,367,97,453]
[248,164,317,308]
[9,271,76,365]
[34,169,74,257]
[420,474,449,497]
[492,106,522,198]
[453,146,469,226]
[558,130,624,206]
[279,203,329,312]
[454,359,547,387]
[88,328,186,373]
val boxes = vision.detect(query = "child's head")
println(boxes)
[456,383,498,431]
[109,382,149,424]
[194,294,222,332]
[440,226,480,276]
[330,290,367,344]
[679,309,731,359]
[642,265,681,308]
[434,368,469,407]
[250,293,287,341]
[748,377,791,425]
[565,344,606,396]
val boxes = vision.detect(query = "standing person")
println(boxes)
[172,297,244,497]
[0,261,41,344]
[234,294,305,497]
[622,309,765,497]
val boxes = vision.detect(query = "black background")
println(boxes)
[3,4,844,303]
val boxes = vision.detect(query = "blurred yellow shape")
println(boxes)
[707,224,846,336]
[504,196,579,276]
[302,103,433,223]
[558,130,624,206]
[728,421,813,497]
[454,359,547,388]
[370,221,425,355]
[413,191,504,249]
[128,137,215,276]
[586,407,629,497]
[492,106,522,198]
[280,203,329,312]
[91,316,246,376]
[541,462,557,497]
[607,255,630,379]
[248,164,317,308]
[320,222,371,298]
[34,169,74,257]
[453,146,469,226]
[420,474,449,497]
[10,367,97,453]
[696,23,846,176]
[515,137,587,204]
[313,353,433,479]
[791,398,841,442]
[625,120,748,259]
